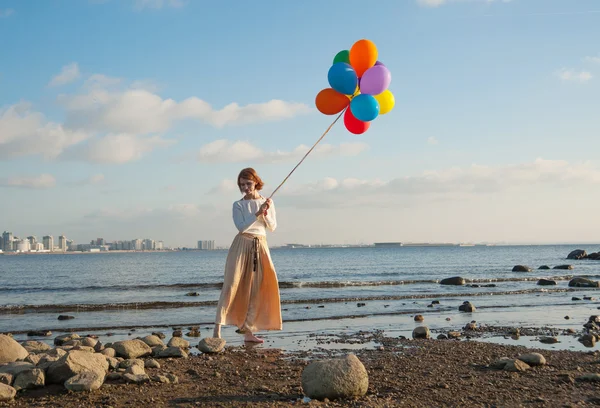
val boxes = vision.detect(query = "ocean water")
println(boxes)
[1,244,600,350]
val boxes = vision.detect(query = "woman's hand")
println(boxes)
[256,200,271,217]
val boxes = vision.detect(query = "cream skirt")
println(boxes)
[214,233,282,332]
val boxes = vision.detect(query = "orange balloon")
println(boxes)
[315,88,350,115]
[349,39,378,78]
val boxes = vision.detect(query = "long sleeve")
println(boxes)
[262,200,277,232]
[232,202,257,233]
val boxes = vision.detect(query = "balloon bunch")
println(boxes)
[315,39,395,134]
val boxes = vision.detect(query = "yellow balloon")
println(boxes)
[347,85,361,100]
[374,89,395,115]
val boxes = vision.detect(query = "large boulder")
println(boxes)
[412,326,430,339]
[512,265,532,272]
[569,277,599,288]
[197,338,226,354]
[553,264,573,270]
[64,371,104,392]
[440,276,465,286]
[46,350,109,384]
[140,335,164,347]
[0,335,29,364]
[301,354,368,400]
[459,301,476,312]
[0,383,16,402]
[567,249,587,260]
[20,340,52,354]
[111,339,152,359]
[537,279,557,286]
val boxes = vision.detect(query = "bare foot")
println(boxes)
[244,333,264,343]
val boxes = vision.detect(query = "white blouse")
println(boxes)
[232,197,277,236]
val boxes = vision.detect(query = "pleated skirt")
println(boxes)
[214,232,282,333]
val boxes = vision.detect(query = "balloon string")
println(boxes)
[268,107,347,199]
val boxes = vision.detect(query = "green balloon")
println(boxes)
[333,50,350,65]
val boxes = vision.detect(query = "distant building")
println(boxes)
[2,231,13,251]
[58,235,67,252]
[27,236,37,246]
[374,242,403,247]
[16,239,31,252]
[132,239,143,251]
[197,240,215,250]
[156,241,164,250]
[43,235,54,251]
[143,239,155,250]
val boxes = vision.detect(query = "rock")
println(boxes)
[105,357,119,370]
[46,350,109,384]
[140,335,164,347]
[119,359,144,370]
[572,297,582,301]
[301,354,368,400]
[464,322,477,331]
[167,337,190,348]
[100,348,116,358]
[584,296,596,301]
[539,336,558,344]
[145,359,160,369]
[123,373,150,384]
[111,339,152,359]
[517,353,546,366]
[93,341,104,352]
[440,276,465,285]
[152,345,168,357]
[553,264,573,270]
[12,368,45,391]
[151,332,166,340]
[579,334,596,348]
[27,330,52,337]
[0,373,12,386]
[186,329,201,337]
[412,326,430,339]
[589,252,600,260]
[537,279,556,286]
[538,265,550,270]
[512,265,532,272]
[106,372,122,381]
[80,337,97,348]
[414,315,424,322]
[125,365,146,376]
[20,340,52,354]
[150,374,171,383]
[491,358,513,369]
[568,277,599,288]
[157,347,188,359]
[172,330,183,337]
[577,373,600,382]
[57,315,75,320]
[504,359,530,372]
[0,335,29,364]
[459,301,476,312]
[64,371,104,391]
[567,249,587,260]
[0,383,16,402]
[54,333,80,346]
[448,331,461,339]
[436,334,448,340]
[72,346,95,353]
[36,349,67,370]
[198,338,226,354]
[185,292,199,296]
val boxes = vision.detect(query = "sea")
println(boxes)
[1,244,600,352]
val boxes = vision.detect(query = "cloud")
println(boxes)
[59,86,311,134]
[133,0,186,10]
[0,102,90,159]
[252,158,600,208]
[417,0,512,7]
[48,63,81,87]
[60,133,175,164]
[69,174,105,186]
[162,185,177,192]
[209,179,238,194]
[427,137,439,145]
[0,8,14,17]
[584,55,600,65]
[0,174,56,189]
[197,140,369,164]
[556,69,593,83]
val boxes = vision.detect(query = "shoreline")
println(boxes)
[3,326,600,407]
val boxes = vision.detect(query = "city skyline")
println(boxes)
[1,1,599,247]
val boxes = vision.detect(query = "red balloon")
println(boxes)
[344,108,370,134]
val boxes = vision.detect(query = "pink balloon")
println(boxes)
[359,65,391,96]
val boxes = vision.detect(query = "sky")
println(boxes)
[1,0,599,248]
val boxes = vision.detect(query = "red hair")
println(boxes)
[237,168,264,191]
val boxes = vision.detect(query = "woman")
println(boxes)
[213,168,282,343]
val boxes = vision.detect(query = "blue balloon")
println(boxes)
[350,94,379,122]
[327,62,358,95]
